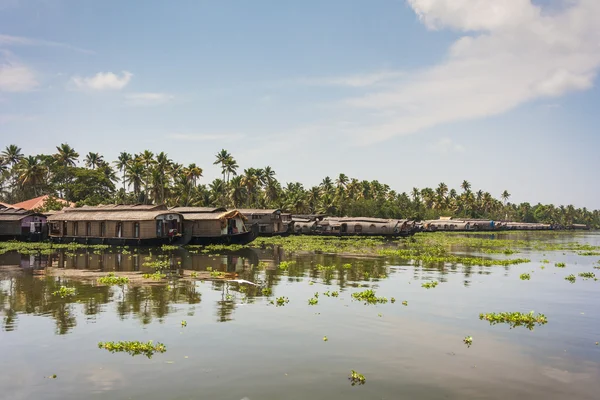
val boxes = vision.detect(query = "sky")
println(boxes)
[1,0,599,208]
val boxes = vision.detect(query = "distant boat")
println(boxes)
[172,208,259,246]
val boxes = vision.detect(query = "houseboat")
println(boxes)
[313,217,415,237]
[47,204,187,245]
[237,209,289,236]
[171,207,258,245]
[0,207,47,241]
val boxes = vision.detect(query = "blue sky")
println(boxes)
[1,0,599,208]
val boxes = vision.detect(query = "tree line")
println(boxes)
[0,144,598,228]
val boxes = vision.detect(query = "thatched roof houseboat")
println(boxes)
[47,204,186,245]
[171,207,258,245]
[0,207,47,241]
[314,217,414,237]
[237,209,288,236]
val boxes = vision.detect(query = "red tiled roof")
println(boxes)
[11,195,74,211]
[0,202,12,208]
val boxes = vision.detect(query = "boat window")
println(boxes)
[73,222,78,236]
[354,224,362,233]
[62,221,68,236]
[86,222,91,236]
[100,222,106,237]
[134,222,140,238]
[116,222,122,238]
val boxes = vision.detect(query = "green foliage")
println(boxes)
[463,336,473,347]
[402,300,408,306]
[275,296,289,306]
[97,273,129,286]
[349,370,366,386]
[97,341,166,358]
[308,297,318,306]
[278,260,296,270]
[565,274,576,283]
[555,262,566,268]
[142,271,167,281]
[519,273,531,280]
[52,286,76,298]
[323,336,328,342]
[351,289,388,304]
[181,320,187,327]
[209,270,224,278]
[261,287,272,296]
[479,311,548,330]
[331,291,339,297]
[421,281,438,289]
[578,272,595,279]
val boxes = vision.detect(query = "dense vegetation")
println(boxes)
[1,144,598,227]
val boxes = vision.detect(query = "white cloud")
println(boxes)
[0,51,37,92]
[429,138,465,154]
[168,133,245,142]
[0,34,94,54]
[301,70,405,87]
[71,71,132,91]
[338,0,600,144]
[124,92,173,106]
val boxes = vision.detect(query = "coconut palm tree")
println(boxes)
[182,163,203,206]
[336,173,349,189]
[17,156,46,196]
[54,143,79,167]
[213,149,231,182]
[114,152,132,193]
[84,152,104,169]
[224,157,238,183]
[125,160,145,201]
[461,180,471,193]
[1,145,24,166]
[228,176,246,208]
[501,190,511,206]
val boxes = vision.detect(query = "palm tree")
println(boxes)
[228,176,246,207]
[182,163,203,206]
[114,152,132,194]
[213,149,231,182]
[501,190,511,206]
[461,180,471,193]
[154,152,172,204]
[54,143,79,167]
[1,145,23,166]
[224,157,238,183]
[125,160,145,201]
[84,152,104,169]
[138,150,154,204]
[17,156,46,196]
[336,173,349,189]
[241,169,259,207]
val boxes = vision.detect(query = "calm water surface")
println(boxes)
[1,232,600,400]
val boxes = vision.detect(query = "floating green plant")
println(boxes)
[261,287,272,296]
[275,296,289,306]
[342,263,353,269]
[142,271,166,281]
[349,370,366,386]
[463,336,473,347]
[52,286,76,298]
[278,260,296,270]
[402,300,408,306]
[209,270,224,278]
[421,281,438,289]
[479,311,547,330]
[565,274,576,283]
[555,262,566,268]
[142,260,170,270]
[97,273,129,286]
[390,297,396,303]
[541,259,550,264]
[578,272,596,279]
[308,298,318,306]
[323,336,328,342]
[181,320,187,327]
[97,341,166,358]
[351,289,388,304]
[190,272,198,278]
[323,291,331,297]
[520,273,531,280]
[331,291,339,297]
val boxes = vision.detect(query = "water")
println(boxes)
[1,233,600,400]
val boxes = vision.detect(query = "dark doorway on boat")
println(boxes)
[341,223,348,233]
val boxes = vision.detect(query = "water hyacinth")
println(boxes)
[52,286,76,298]
[351,289,388,304]
[97,273,129,286]
[479,311,547,330]
[349,370,366,386]
[97,341,166,358]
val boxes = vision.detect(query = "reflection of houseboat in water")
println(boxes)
[172,207,258,245]
[0,206,47,242]
[47,205,186,246]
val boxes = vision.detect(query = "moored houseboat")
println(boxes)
[47,204,187,245]
[314,217,415,237]
[171,207,258,245]
[0,207,47,241]
[237,209,288,236]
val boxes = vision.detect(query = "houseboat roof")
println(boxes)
[11,194,74,210]
[47,204,180,221]
[327,217,397,224]
[237,208,281,215]
[0,207,44,221]
[171,207,227,213]
[182,210,247,222]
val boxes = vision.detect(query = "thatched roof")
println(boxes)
[237,208,280,215]
[183,210,247,222]
[172,207,227,213]
[0,207,44,221]
[48,205,180,221]
[326,217,397,224]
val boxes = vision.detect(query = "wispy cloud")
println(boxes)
[124,92,174,106]
[0,33,94,54]
[323,0,600,144]
[300,70,405,87]
[0,51,37,92]
[429,138,465,154]
[168,133,245,142]
[71,71,132,91]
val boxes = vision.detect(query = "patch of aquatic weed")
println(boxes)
[252,236,386,255]
[97,341,166,358]
[351,289,388,304]
[479,311,547,330]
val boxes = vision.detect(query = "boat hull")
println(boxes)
[48,236,188,246]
